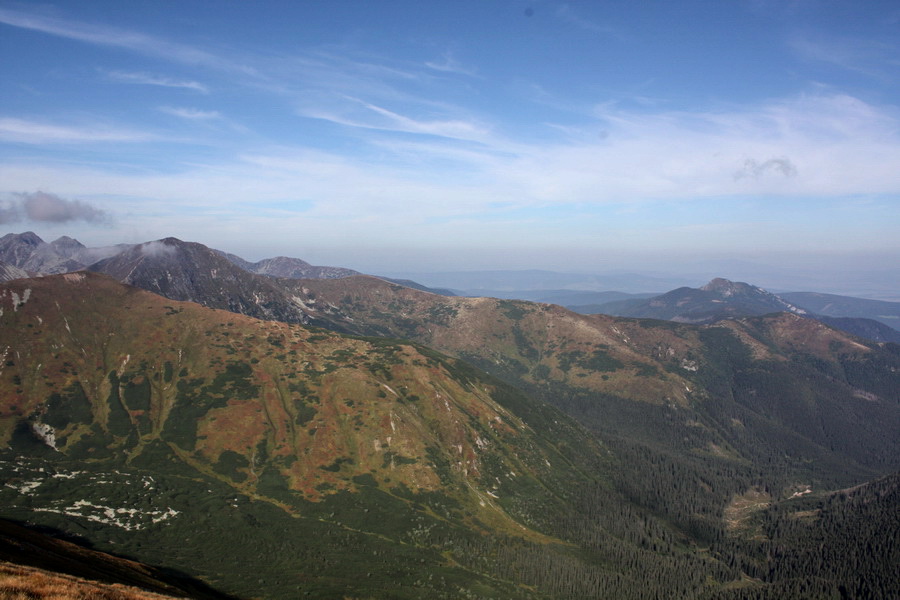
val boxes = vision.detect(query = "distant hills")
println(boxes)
[781,291,900,331]
[387,261,900,300]
[572,277,900,343]
[582,277,807,323]
[389,268,692,295]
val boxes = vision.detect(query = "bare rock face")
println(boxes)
[0,260,29,282]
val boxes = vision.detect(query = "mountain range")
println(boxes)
[3,231,898,342]
[571,277,900,343]
[1,231,899,599]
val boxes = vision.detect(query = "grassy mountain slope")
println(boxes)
[285,275,900,597]
[290,275,900,488]
[0,561,184,600]
[0,273,755,599]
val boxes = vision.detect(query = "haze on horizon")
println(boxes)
[1,1,898,288]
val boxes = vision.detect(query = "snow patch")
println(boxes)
[31,422,58,450]
[681,359,699,372]
[33,500,180,531]
[6,479,43,494]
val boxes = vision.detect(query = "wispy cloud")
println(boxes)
[4,92,900,213]
[0,6,253,75]
[555,3,623,38]
[0,117,155,144]
[483,92,900,203]
[1,6,483,147]
[425,52,478,77]
[299,96,490,143]
[104,70,209,93]
[159,106,223,120]
[789,32,900,82]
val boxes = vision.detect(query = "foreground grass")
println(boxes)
[0,562,183,600]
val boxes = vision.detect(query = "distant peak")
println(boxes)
[50,235,86,249]
[4,231,44,246]
[702,277,735,290]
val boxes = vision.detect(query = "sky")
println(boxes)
[1,0,899,282]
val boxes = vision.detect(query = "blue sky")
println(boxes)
[1,0,899,278]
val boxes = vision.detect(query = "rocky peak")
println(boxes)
[4,231,44,246]
[0,232,45,268]
[49,235,86,252]
[700,277,756,297]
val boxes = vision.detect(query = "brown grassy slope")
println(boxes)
[288,275,704,404]
[0,519,231,600]
[0,272,597,530]
[289,276,878,404]
[0,561,184,600]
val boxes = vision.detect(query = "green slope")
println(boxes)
[0,273,745,599]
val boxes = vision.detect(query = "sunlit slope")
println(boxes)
[1,272,738,599]
[293,275,900,481]
[0,272,599,513]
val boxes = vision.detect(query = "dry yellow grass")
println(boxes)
[0,562,183,600]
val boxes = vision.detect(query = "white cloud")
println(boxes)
[4,93,900,214]
[0,118,155,144]
[105,70,208,93]
[299,96,491,143]
[484,93,900,202]
[159,106,223,120]
[425,52,478,77]
[0,7,253,75]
